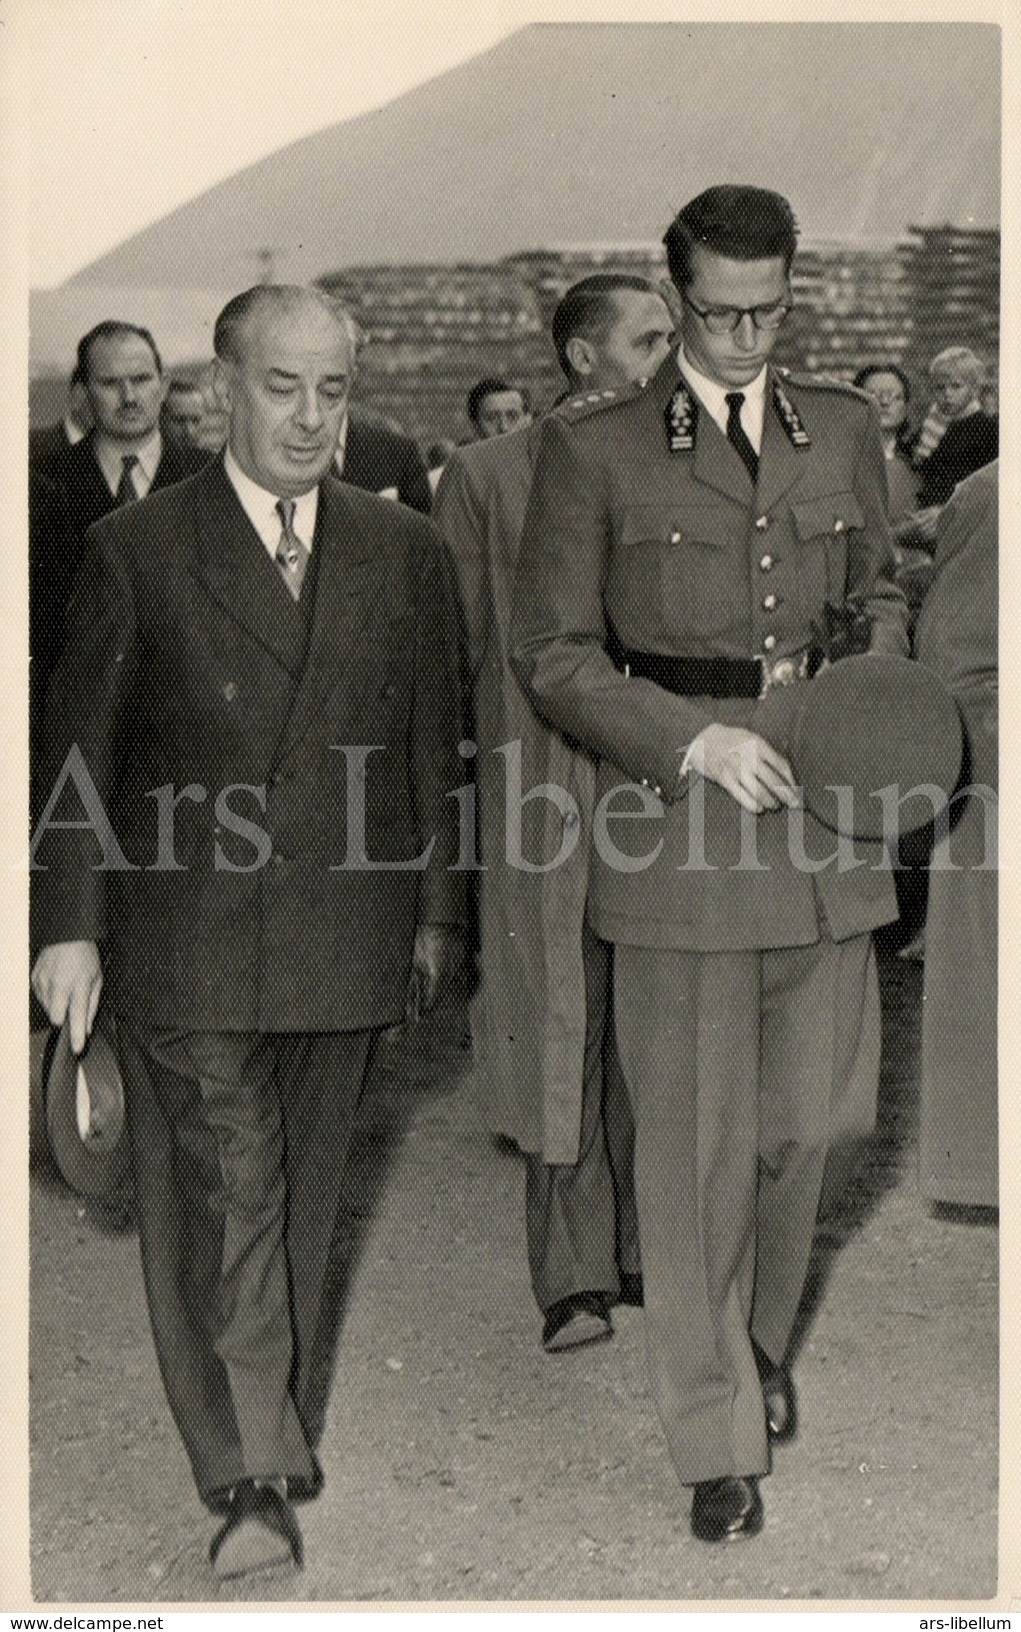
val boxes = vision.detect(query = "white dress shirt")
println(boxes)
[94,431,162,499]
[679,347,768,454]
[224,447,318,559]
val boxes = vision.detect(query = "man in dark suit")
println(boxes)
[328,311,431,512]
[31,285,465,1579]
[29,374,92,477]
[337,408,432,514]
[53,321,207,547]
[512,187,908,1543]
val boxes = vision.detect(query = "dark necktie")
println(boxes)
[725,392,759,485]
[275,497,309,600]
[115,453,139,505]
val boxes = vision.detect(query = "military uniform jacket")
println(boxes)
[511,356,909,952]
[31,460,465,1031]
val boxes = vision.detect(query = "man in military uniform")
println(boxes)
[435,275,675,1355]
[512,186,908,1542]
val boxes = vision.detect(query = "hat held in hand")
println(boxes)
[788,654,963,841]
[45,1016,132,1202]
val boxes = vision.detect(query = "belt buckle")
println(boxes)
[758,648,809,697]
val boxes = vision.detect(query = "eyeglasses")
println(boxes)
[682,294,792,334]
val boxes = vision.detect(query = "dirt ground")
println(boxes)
[26,946,998,1606]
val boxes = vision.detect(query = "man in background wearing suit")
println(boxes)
[29,372,92,477]
[513,187,908,1543]
[31,285,465,1580]
[435,274,674,1354]
[54,321,207,545]
[330,314,432,512]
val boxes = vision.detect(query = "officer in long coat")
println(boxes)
[512,187,909,1542]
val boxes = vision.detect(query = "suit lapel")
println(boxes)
[190,460,307,673]
[274,477,377,758]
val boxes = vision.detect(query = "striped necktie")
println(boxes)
[275,497,309,600]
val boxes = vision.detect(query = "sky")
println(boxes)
[3,0,1008,290]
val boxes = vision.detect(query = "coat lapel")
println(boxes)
[273,477,378,758]
[654,362,753,506]
[190,460,307,674]
[756,371,812,513]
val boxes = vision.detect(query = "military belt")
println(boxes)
[607,632,817,699]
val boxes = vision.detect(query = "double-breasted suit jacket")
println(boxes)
[512,356,909,954]
[31,458,465,1030]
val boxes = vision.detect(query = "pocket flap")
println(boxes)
[790,492,866,539]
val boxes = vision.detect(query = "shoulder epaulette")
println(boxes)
[553,376,649,421]
[778,367,871,401]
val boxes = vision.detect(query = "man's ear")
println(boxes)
[659,277,683,324]
[564,336,594,378]
[209,356,232,411]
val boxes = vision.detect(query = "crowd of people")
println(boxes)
[27,184,998,1581]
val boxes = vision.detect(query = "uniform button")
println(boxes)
[834,518,845,532]
[763,593,778,610]
[640,777,649,788]
[670,529,682,544]
[223,681,238,702]
[759,553,773,571]
[763,633,777,651]
[653,785,663,796]
[755,515,770,531]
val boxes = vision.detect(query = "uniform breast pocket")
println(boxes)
[789,491,866,604]
[611,504,732,645]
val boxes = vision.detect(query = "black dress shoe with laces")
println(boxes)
[690,1475,764,1543]
[541,1291,613,1352]
[753,1340,798,1444]
[209,1479,304,1579]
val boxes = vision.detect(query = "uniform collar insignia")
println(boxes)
[772,379,811,447]
[665,382,697,451]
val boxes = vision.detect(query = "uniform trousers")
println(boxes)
[613,928,879,1485]
[524,925,640,1310]
[118,1021,377,1507]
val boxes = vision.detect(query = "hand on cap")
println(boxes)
[688,724,801,815]
[32,940,103,1055]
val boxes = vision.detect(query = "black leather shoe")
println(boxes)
[690,1476,764,1543]
[753,1340,798,1444]
[542,1291,613,1352]
[617,1272,644,1308]
[209,1479,304,1579]
[286,1457,324,1504]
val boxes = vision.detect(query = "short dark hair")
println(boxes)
[466,377,528,429]
[164,376,205,400]
[213,284,348,365]
[77,321,163,383]
[550,274,661,377]
[853,363,912,404]
[663,186,800,291]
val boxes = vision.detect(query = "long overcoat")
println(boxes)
[434,424,596,1161]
